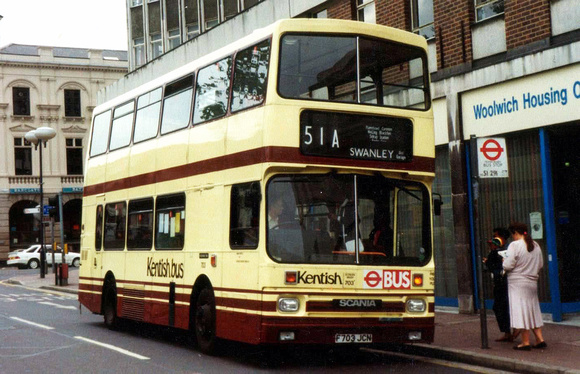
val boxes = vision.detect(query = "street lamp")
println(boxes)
[25,127,56,278]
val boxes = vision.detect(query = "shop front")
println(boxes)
[459,63,580,321]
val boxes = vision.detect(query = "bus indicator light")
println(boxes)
[285,271,297,284]
[413,274,423,287]
[211,254,217,267]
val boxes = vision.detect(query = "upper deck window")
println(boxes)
[90,110,112,157]
[134,88,162,143]
[278,34,429,110]
[231,39,270,113]
[161,75,194,134]
[193,57,232,124]
[110,101,136,151]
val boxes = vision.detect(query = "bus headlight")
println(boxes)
[406,299,426,313]
[278,297,300,312]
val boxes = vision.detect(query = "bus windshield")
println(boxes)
[278,34,429,109]
[267,173,431,266]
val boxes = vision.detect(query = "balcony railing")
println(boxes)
[7,175,84,190]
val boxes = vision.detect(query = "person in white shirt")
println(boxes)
[503,222,547,351]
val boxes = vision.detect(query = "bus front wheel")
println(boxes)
[194,287,217,354]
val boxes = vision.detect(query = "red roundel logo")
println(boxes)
[363,271,382,288]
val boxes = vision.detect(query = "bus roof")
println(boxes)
[93,18,428,115]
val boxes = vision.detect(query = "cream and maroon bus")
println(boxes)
[79,18,436,354]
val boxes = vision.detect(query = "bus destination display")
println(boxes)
[300,110,413,162]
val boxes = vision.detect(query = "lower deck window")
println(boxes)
[103,202,127,250]
[155,194,185,250]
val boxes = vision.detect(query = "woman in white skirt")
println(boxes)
[503,222,547,351]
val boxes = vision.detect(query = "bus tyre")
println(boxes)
[28,259,40,269]
[195,287,217,355]
[103,286,120,330]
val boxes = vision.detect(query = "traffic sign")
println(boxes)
[43,205,54,216]
[24,207,40,214]
[477,137,508,178]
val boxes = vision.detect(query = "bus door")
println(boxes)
[221,182,261,343]
[124,197,154,323]
[93,198,105,277]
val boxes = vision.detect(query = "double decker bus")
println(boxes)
[79,18,435,354]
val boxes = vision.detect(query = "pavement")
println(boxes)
[2,267,580,374]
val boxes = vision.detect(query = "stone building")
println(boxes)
[0,45,127,260]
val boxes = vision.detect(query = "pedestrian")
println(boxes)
[503,222,547,350]
[483,234,512,342]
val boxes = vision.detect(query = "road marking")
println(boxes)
[38,301,77,310]
[74,336,150,360]
[10,317,54,330]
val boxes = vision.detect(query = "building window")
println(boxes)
[133,37,145,67]
[475,0,504,22]
[131,0,143,6]
[411,0,435,39]
[148,0,162,57]
[223,0,238,20]
[150,33,162,59]
[313,9,328,18]
[242,0,260,9]
[66,138,83,175]
[357,0,376,24]
[166,0,181,50]
[64,89,81,117]
[13,87,30,116]
[14,137,32,175]
[204,0,219,30]
[185,0,200,40]
[168,29,181,51]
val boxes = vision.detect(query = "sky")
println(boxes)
[0,0,128,50]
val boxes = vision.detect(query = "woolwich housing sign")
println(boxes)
[461,64,580,139]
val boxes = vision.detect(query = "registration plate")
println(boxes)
[335,333,373,343]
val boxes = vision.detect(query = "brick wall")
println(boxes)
[505,0,551,49]
[327,0,354,20]
[433,0,473,69]
[379,0,410,30]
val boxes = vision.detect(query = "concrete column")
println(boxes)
[446,92,475,314]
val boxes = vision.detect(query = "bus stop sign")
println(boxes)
[477,137,509,178]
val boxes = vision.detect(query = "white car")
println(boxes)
[7,245,80,269]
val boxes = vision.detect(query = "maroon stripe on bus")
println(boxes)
[84,146,434,197]
[215,297,277,312]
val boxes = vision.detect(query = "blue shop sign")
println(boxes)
[10,188,40,194]
[62,187,83,193]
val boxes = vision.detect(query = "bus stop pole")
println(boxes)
[59,192,65,260]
